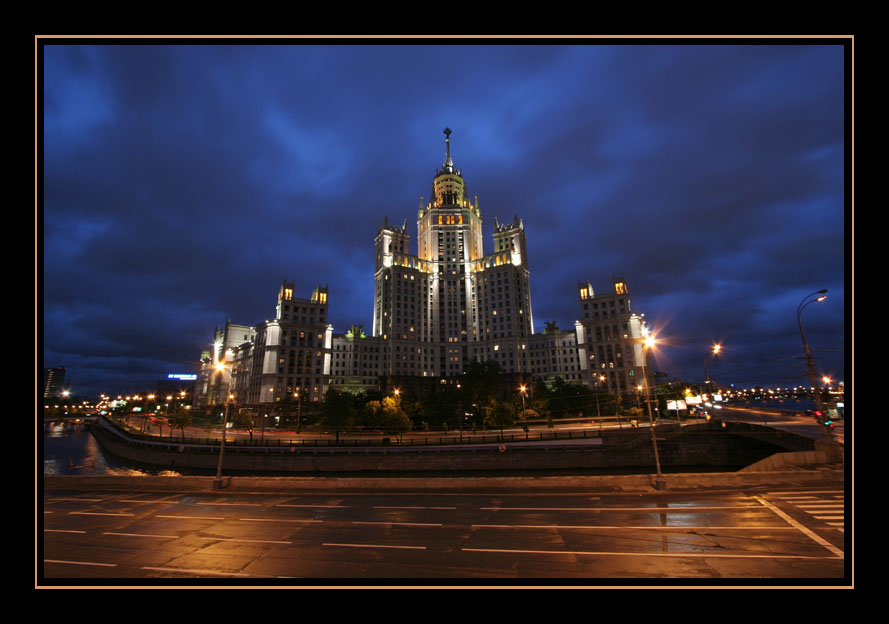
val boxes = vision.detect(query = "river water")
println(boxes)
[42,423,182,477]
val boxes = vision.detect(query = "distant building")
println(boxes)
[576,276,651,395]
[194,130,653,405]
[195,283,332,406]
[43,367,67,400]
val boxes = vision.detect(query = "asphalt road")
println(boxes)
[715,406,845,445]
[41,484,847,584]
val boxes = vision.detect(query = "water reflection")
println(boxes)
[42,426,181,477]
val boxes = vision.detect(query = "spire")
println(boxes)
[441,127,457,174]
[444,127,453,171]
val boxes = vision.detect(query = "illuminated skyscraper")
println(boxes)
[372,129,534,381]
[196,130,650,405]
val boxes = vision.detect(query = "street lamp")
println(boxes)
[519,385,527,421]
[703,343,722,398]
[213,362,233,489]
[294,390,302,435]
[797,289,834,445]
[640,334,665,489]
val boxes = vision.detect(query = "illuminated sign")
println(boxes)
[168,374,198,381]
[667,400,687,411]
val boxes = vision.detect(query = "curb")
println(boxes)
[43,469,844,494]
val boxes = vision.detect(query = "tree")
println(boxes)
[381,396,412,442]
[460,359,501,429]
[319,389,356,442]
[232,410,254,440]
[484,399,517,439]
[168,409,193,439]
[274,395,299,430]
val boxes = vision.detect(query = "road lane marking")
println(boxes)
[157,515,226,520]
[754,496,844,558]
[103,532,178,539]
[70,511,135,517]
[44,529,87,534]
[767,491,844,496]
[196,502,262,506]
[44,559,117,567]
[277,504,350,508]
[461,548,840,559]
[197,537,293,544]
[48,498,104,502]
[797,504,844,509]
[373,506,456,510]
[323,542,426,550]
[471,524,799,530]
[479,505,763,512]
[239,518,322,523]
[352,521,443,527]
[141,566,252,577]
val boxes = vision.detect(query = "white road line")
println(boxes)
[117,499,179,504]
[767,491,844,496]
[103,532,178,539]
[48,498,103,502]
[44,529,87,534]
[44,559,117,567]
[471,524,799,530]
[196,502,262,506]
[70,511,135,517]
[480,505,763,512]
[754,496,844,558]
[239,518,322,523]
[461,548,839,560]
[141,566,252,577]
[198,537,292,544]
[352,521,443,527]
[323,542,426,550]
[373,506,456,510]
[277,504,349,508]
[795,503,846,509]
[157,515,226,520]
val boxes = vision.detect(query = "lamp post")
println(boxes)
[797,289,835,445]
[593,375,603,423]
[294,389,302,434]
[703,344,721,399]
[213,362,233,490]
[519,385,527,420]
[641,334,665,490]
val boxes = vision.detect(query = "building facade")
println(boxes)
[43,367,67,400]
[193,130,651,406]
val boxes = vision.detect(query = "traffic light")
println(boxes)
[813,410,823,423]
[823,418,835,430]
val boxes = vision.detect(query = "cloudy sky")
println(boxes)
[41,39,848,398]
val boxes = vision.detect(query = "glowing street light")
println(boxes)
[797,289,835,445]
[213,362,234,490]
[704,343,722,396]
[519,385,527,421]
[640,334,664,489]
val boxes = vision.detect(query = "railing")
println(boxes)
[97,416,611,450]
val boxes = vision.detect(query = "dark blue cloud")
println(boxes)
[42,41,847,397]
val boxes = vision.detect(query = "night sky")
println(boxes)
[41,40,848,399]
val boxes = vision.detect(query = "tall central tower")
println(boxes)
[373,129,534,380]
